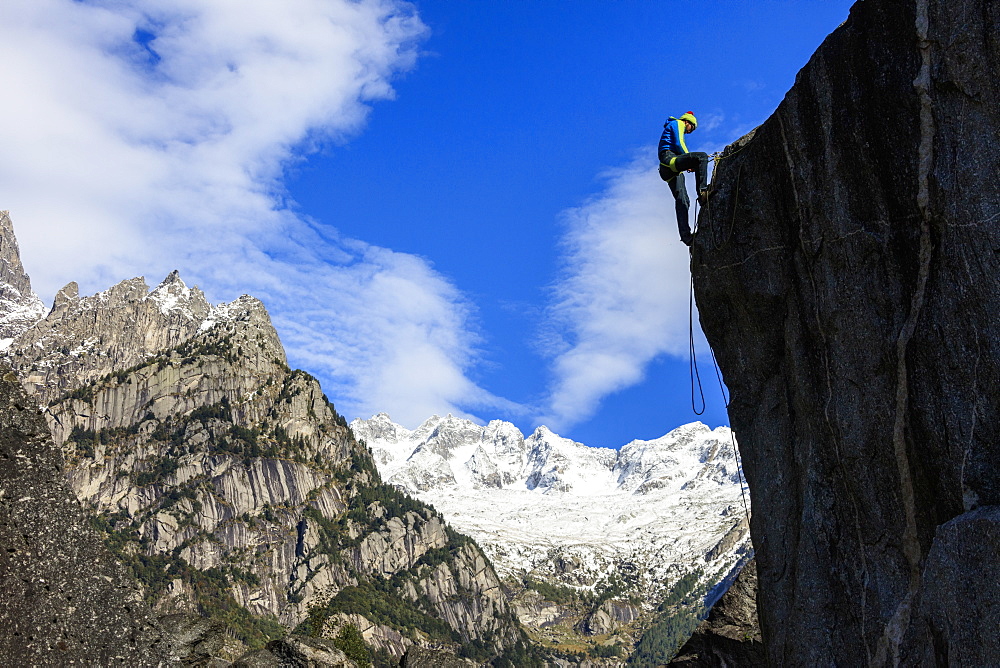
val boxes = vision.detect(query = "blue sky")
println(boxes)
[0,0,852,448]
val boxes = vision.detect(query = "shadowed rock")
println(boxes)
[0,364,174,665]
[669,560,763,667]
[693,0,1000,664]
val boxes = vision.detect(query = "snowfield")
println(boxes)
[351,412,753,600]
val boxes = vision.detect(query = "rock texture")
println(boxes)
[0,211,45,342]
[693,0,1000,664]
[260,635,356,667]
[160,613,243,665]
[582,600,642,637]
[0,364,174,665]
[9,269,220,408]
[901,506,1000,666]
[401,645,476,667]
[668,560,763,667]
[0,215,527,662]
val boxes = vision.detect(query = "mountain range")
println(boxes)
[0,209,751,665]
[352,412,751,603]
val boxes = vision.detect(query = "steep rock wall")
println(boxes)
[693,0,999,664]
[0,212,45,341]
[0,248,525,659]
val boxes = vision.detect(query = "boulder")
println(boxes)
[669,560,764,666]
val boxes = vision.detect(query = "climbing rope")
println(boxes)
[688,271,706,416]
[686,145,754,528]
[698,152,743,252]
[686,282,752,527]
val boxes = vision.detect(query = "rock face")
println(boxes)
[0,211,45,342]
[0,214,526,663]
[582,599,642,636]
[668,560,763,667]
[0,364,173,665]
[693,0,1000,664]
[9,269,219,408]
[902,506,1000,666]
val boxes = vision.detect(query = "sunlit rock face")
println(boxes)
[0,215,522,662]
[693,0,1000,664]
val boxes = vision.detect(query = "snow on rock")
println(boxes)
[4,266,282,408]
[0,211,46,341]
[350,413,753,600]
[148,270,207,318]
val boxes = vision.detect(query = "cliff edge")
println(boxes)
[692,0,999,665]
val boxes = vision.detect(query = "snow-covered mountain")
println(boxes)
[351,412,753,601]
[0,211,46,345]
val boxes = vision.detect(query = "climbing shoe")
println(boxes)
[680,232,693,247]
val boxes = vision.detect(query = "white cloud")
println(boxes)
[697,111,725,134]
[0,0,504,427]
[539,154,711,433]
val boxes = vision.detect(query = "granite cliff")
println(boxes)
[693,0,999,664]
[0,214,530,665]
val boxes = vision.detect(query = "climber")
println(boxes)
[658,111,711,246]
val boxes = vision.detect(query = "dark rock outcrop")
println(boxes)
[0,365,173,665]
[693,0,999,664]
[669,560,763,667]
[230,635,356,667]
[400,645,475,667]
[262,635,355,667]
[160,613,237,666]
[902,506,1000,666]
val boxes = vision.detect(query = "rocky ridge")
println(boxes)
[0,211,45,343]
[693,0,1000,664]
[353,412,750,590]
[0,215,531,664]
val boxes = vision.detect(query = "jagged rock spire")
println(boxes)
[0,211,46,341]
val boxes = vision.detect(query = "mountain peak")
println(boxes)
[0,212,46,341]
[354,412,750,599]
[148,270,209,320]
[159,269,182,284]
